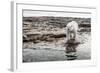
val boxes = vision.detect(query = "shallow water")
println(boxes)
[23,32,91,62]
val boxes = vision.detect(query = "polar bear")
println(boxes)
[66,21,78,42]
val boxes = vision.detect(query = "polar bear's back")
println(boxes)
[66,21,78,31]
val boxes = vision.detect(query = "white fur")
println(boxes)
[66,21,78,41]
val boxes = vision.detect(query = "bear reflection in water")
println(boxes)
[65,39,80,60]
